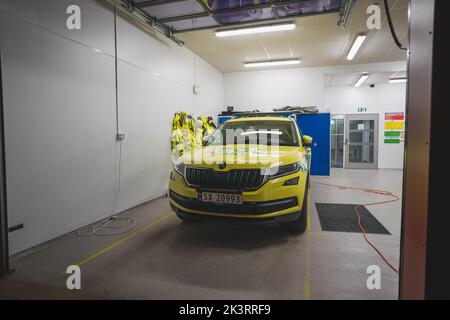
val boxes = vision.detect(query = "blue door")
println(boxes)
[296,113,331,176]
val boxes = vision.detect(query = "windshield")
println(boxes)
[205,120,299,147]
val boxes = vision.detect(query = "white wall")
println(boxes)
[0,0,223,254]
[224,62,407,169]
[223,62,406,111]
[224,67,325,111]
[324,83,406,169]
[115,14,223,213]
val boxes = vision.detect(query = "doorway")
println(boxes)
[331,115,345,168]
[344,114,379,169]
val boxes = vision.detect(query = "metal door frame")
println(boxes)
[0,49,9,277]
[344,114,379,169]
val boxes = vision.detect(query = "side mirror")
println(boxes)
[303,135,313,147]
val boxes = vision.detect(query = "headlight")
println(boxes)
[264,162,301,179]
[174,162,186,176]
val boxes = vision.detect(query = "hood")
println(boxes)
[180,144,304,171]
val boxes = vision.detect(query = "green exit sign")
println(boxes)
[357,107,367,112]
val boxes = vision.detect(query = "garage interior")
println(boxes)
[0,0,448,300]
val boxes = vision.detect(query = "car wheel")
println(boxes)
[281,175,309,234]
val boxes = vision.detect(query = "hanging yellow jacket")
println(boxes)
[202,117,216,137]
[171,113,185,157]
[185,117,201,148]
[181,114,194,152]
[171,112,217,157]
[171,112,192,155]
[171,113,181,145]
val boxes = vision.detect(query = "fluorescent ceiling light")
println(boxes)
[347,34,367,60]
[244,59,300,68]
[216,23,295,37]
[389,77,407,83]
[354,74,369,88]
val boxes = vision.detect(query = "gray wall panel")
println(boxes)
[0,5,117,254]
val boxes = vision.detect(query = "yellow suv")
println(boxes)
[169,115,312,233]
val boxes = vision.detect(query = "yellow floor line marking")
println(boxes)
[60,212,175,276]
[304,186,312,300]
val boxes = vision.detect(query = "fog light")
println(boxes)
[283,177,299,186]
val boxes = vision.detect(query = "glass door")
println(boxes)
[344,114,378,169]
[330,115,344,168]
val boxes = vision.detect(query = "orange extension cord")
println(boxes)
[313,181,400,273]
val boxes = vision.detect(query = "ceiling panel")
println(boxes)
[290,42,316,57]
[242,45,270,61]
[316,21,353,42]
[169,1,409,72]
[288,23,316,43]
[325,70,407,87]
[315,40,348,57]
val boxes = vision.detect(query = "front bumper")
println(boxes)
[170,190,297,214]
[169,170,307,220]
[170,202,301,223]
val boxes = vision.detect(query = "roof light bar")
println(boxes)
[244,59,300,68]
[347,34,367,60]
[216,23,296,37]
[354,74,369,88]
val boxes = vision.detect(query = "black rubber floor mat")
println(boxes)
[315,203,391,235]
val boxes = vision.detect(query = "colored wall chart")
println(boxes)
[384,112,405,144]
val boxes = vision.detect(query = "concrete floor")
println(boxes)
[0,169,402,300]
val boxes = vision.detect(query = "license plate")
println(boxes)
[198,192,243,205]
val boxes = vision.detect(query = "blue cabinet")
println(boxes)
[218,116,234,124]
[296,113,330,176]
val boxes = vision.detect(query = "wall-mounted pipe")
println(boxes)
[338,0,356,28]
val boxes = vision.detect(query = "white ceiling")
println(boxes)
[177,0,409,73]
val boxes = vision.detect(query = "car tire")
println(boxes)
[176,211,200,222]
[281,175,309,234]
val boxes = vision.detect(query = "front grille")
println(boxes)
[185,167,267,191]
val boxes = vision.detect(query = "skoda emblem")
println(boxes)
[218,163,227,170]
